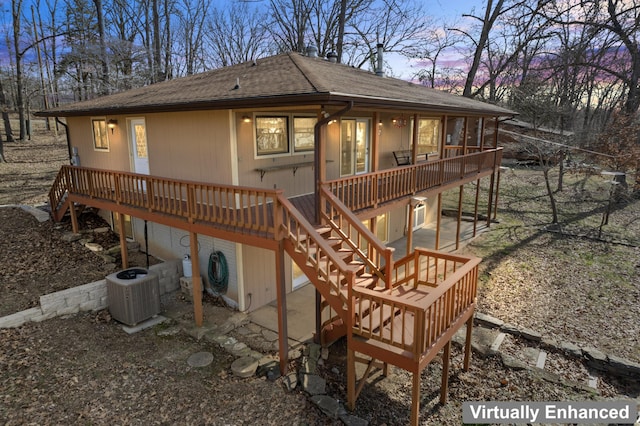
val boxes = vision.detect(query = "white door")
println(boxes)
[129,118,149,175]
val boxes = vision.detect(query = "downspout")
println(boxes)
[56,117,72,164]
[313,101,353,224]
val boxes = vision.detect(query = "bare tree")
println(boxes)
[412,20,461,89]
[174,0,209,75]
[204,4,270,68]
[12,0,27,140]
[268,0,312,54]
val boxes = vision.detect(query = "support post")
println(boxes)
[410,371,421,425]
[275,241,289,374]
[464,315,473,370]
[435,193,442,250]
[406,202,414,255]
[440,340,451,404]
[189,231,203,327]
[456,185,464,250]
[473,178,480,237]
[118,213,128,269]
[69,200,79,234]
[347,346,356,410]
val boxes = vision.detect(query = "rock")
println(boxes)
[308,343,321,361]
[301,374,326,395]
[583,346,608,371]
[229,342,251,358]
[501,353,528,370]
[288,348,302,360]
[501,323,541,342]
[559,341,582,358]
[474,312,504,328]
[105,245,122,256]
[231,356,258,378]
[300,356,318,375]
[156,326,181,337]
[98,254,116,263]
[340,413,369,426]
[310,395,341,419]
[256,359,279,378]
[84,242,104,252]
[61,232,82,242]
[126,241,140,251]
[79,237,95,245]
[93,226,110,233]
[283,372,298,391]
[261,329,279,342]
[607,355,640,378]
[187,351,213,368]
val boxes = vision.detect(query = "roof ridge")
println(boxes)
[287,52,325,94]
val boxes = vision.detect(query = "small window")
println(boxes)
[255,116,289,156]
[293,116,316,152]
[92,118,109,151]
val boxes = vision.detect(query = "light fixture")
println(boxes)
[107,119,118,134]
[411,196,427,207]
[378,120,383,126]
[392,115,407,128]
[242,115,251,123]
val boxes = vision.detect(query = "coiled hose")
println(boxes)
[207,251,229,296]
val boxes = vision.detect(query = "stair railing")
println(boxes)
[278,194,356,306]
[49,166,72,220]
[319,185,394,289]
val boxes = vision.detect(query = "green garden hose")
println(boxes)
[207,251,229,296]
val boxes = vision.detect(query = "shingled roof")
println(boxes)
[39,52,515,117]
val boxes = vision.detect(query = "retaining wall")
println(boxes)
[0,260,182,329]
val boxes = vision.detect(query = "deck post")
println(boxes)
[406,200,415,255]
[473,178,480,237]
[464,314,474,370]
[410,371,421,425]
[456,185,464,250]
[347,345,356,411]
[275,241,289,374]
[189,231,203,327]
[68,200,79,234]
[118,213,128,269]
[435,193,442,250]
[440,340,451,404]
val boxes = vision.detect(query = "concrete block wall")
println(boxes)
[0,260,183,329]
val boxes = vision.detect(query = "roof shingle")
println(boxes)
[39,52,514,117]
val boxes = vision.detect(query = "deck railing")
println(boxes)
[350,249,480,359]
[319,186,394,289]
[326,148,502,212]
[51,165,282,237]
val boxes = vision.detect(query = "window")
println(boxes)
[415,118,440,155]
[92,118,109,151]
[340,118,370,176]
[293,117,316,152]
[255,116,289,156]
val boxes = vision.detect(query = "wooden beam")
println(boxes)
[347,344,356,410]
[69,201,79,234]
[435,193,442,250]
[275,241,289,375]
[406,202,414,255]
[464,314,473,370]
[371,112,380,172]
[189,231,203,327]
[118,213,128,269]
[456,185,464,251]
[410,371,421,426]
[473,178,480,237]
[440,340,451,404]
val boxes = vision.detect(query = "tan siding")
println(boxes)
[240,245,294,312]
[235,112,316,197]
[145,111,232,182]
[67,116,131,171]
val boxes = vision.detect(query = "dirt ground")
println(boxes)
[1,122,639,424]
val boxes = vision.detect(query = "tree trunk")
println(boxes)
[12,0,26,140]
[0,79,15,143]
[93,0,110,95]
[543,167,559,225]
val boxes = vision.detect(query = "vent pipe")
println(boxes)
[306,45,318,58]
[327,51,338,63]
[375,43,384,77]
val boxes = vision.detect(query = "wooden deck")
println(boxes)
[48,150,497,426]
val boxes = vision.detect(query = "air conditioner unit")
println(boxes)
[106,268,161,326]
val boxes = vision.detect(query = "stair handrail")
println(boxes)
[48,165,72,219]
[277,193,356,302]
[319,185,394,289]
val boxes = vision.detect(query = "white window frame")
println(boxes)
[91,117,110,152]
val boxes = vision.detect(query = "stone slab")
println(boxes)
[187,351,214,368]
[122,315,167,334]
[231,356,258,378]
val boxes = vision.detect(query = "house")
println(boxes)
[39,51,514,425]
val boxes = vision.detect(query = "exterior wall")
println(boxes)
[130,218,240,308]
[240,245,294,311]
[235,110,317,197]
[67,116,131,171]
